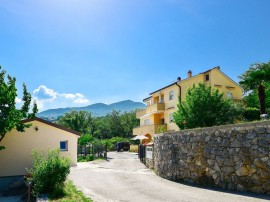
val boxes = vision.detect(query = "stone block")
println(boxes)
[236,166,249,176]
[231,140,241,148]
[207,159,215,166]
[255,127,266,134]
[258,169,270,179]
[227,183,235,190]
[261,156,269,162]
[262,181,270,192]
[258,139,269,148]
[221,138,230,147]
[249,186,264,194]
[237,184,247,192]
[216,156,224,166]
[221,166,235,173]
[242,141,251,147]
[246,132,257,139]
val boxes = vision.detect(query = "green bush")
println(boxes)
[85,154,94,161]
[243,107,260,121]
[77,155,94,162]
[77,156,87,162]
[29,149,71,196]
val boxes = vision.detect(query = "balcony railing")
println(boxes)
[136,109,146,118]
[133,124,167,136]
[146,102,165,114]
[136,102,165,118]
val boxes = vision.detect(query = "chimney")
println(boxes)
[188,70,192,78]
[177,77,181,84]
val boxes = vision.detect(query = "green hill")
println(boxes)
[37,100,145,118]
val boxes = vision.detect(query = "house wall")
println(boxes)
[0,120,78,177]
[210,68,243,100]
[152,85,180,132]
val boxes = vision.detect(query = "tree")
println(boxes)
[56,110,139,139]
[239,61,270,114]
[0,66,38,149]
[121,110,140,138]
[56,111,94,134]
[107,110,125,137]
[243,82,270,110]
[173,83,235,129]
[78,134,93,146]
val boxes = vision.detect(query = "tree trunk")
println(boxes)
[258,84,266,114]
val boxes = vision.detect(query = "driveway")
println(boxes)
[69,152,270,202]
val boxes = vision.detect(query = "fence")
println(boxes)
[78,144,107,160]
[138,144,146,163]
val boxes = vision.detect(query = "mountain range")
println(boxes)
[37,100,146,118]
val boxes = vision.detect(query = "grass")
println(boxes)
[49,180,92,202]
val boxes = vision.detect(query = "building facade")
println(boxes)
[0,117,79,177]
[133,67,243,143]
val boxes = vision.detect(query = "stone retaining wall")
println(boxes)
[154,121,270,194]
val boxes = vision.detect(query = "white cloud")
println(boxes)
[15,97,22,104]
[74,98,90,104]
[33,85,90,111]
[33,85,58,101]
[62,93,76,99]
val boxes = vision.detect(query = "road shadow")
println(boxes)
[174,180,270,201]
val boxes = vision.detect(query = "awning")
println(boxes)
[131,135,149,140]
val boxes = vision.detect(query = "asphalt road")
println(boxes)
[69,152,270,202]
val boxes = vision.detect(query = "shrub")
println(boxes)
[29,149,71,196]
[243,107,260,121]
[157,125,167,133]
[85,154,94,161]
[77,156,87,162]
[77,155,94,162]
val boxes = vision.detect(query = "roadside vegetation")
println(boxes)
[49,180,92,202]
[27,148,91,201]
[57,110,139,149]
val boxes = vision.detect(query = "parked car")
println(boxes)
[115,142,130,152]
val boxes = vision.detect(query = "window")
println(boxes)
[60,141,68,151]
[227,92,233,99]
[144,119,150,126]
[161,118,165,125]
[169,91,174,100]
[160,97,164,103]
[169,113,174,123]
[205,74,209,81]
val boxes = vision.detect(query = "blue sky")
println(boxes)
[0,0,270,112]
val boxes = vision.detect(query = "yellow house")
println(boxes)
[133,66,243,142]
[0,117,80,177]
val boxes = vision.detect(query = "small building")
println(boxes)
[0,117,80,177]
[133,66,243,142]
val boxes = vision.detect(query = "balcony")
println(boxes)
[136,103,165,118]
[146,102,165,114]
[136,109,146,118]
[133,124,167,136]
